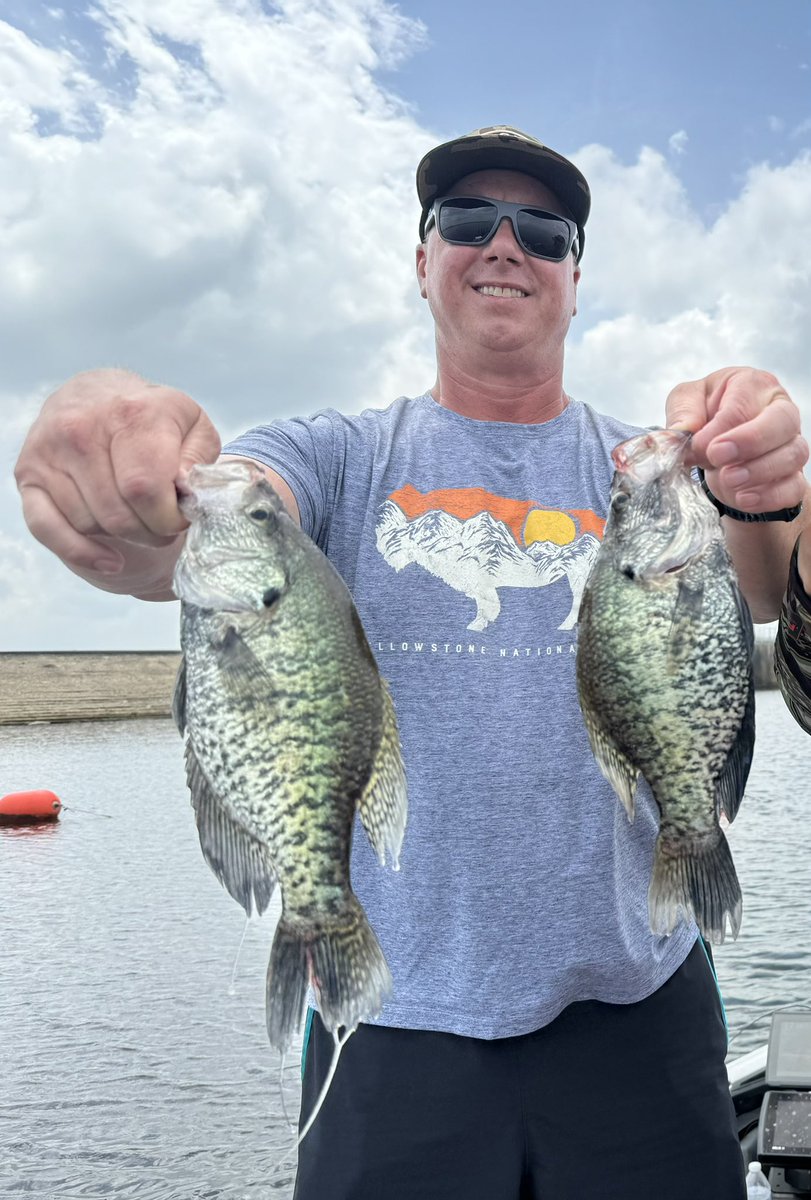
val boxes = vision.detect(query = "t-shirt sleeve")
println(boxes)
[223,412,345,547]
[774,535,811,734]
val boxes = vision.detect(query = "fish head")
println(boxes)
[605,429,719,581]
[173,461,289,612]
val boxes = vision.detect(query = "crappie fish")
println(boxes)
[172,461,407,1052]
[576,429,755,944]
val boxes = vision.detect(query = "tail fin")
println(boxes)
[648,826,742,945]
[266,894,392,1052]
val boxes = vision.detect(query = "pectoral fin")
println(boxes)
[210,622,272,693]
[667,579,704,670]
[358,682,408,869]
[185,742,277,916]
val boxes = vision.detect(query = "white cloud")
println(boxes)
[668,129,688,156]
[0,0,434,412]
[568,146,811,426]
[0,18,101,132]
[1,1,810,650]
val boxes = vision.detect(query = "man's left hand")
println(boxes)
[666,366,808,514]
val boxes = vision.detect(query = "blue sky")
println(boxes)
[1,0,810,650]
[388,0,811,218]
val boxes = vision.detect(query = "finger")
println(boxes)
[688,372,789,463]
[71,445,186,547]
[20,485,124,575]
[715,437,809,512]
[38,468,101,537]
[108,399,221,536]
[704,395,802,469]
[16,388,187,545]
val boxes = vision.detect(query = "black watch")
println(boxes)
[696,468,803,523]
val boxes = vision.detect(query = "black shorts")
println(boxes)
[294,939,745,1200]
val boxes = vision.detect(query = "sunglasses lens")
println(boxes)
[437,199,499,245]
[435,199,574,261]
[516,210,573,260]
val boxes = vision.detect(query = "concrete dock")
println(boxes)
[0,652,181,725]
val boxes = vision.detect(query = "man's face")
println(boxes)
[416,169,581,365]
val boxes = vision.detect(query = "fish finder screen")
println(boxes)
[766,1014,811,1087]
[772,1094,811,1152]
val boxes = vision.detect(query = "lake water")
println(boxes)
[2,691,809,1199]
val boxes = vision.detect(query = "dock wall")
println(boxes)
[0,643,779,725]
[0,652,181,725]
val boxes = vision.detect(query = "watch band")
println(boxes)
[696,468,803,523]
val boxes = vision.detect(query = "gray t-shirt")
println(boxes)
[224,393,697,1039]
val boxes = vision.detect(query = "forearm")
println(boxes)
[723,496,811,622]
[774,532,811,732]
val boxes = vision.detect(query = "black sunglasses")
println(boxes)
[424,195,581,263]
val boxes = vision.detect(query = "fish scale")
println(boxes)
[576,429,754,944]
[171,460,407,1058]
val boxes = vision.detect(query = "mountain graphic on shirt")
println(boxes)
[375,486,603,632]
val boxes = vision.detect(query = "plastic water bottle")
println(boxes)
[745,1161,771,1199]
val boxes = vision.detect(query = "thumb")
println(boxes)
[177,406,222,475]
[665,378,708,435]
[665,369,742,464]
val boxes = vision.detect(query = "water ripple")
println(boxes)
[1,698,808,1198]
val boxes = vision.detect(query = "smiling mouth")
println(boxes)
[474,285,528,298]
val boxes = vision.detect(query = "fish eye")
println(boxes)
[612,491,630,510]
[249,507,270,521]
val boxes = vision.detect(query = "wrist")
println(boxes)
[696,468,803,523]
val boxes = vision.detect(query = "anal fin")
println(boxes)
[583,713,639,821]
[185,741,277,916]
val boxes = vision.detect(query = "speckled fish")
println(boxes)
[171,461,407,1051]
[576,429,755,944]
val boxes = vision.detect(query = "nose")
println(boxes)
[485,216,525,261]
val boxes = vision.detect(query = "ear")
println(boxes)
[572,260,581,317]
[416,242,428,299]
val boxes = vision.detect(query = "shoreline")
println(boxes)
[0,652,181,725]
[1,644,779,725]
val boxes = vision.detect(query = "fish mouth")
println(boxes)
[176,461,264,519]
[631,554,692,582]
[612,430,691,482]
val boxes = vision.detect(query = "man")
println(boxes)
[775,528,811,731]
[15,126,810,1199]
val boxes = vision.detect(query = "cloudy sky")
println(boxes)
[2,0,810,651]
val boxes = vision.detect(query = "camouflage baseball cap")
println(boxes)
[416,125,590,259]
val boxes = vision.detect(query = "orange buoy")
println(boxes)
[0,790,62,826]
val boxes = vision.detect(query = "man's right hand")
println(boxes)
[14,369,221,598]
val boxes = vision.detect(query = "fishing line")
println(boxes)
[277,1050,297,1133]
[60,805,114,818]
[727,999,811,1047]
[227,915,251,996]
[274,1026,354,1169]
